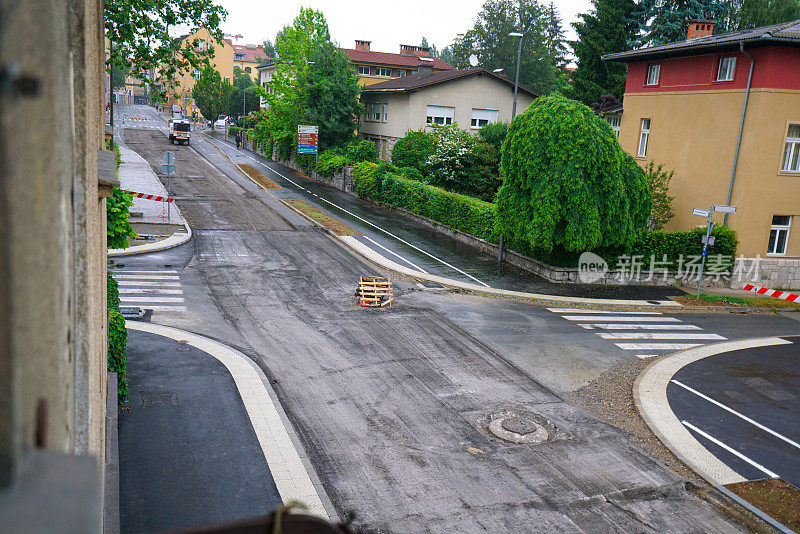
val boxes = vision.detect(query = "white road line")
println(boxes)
[136,305,188,312]
[562,315,681,322]
[577,323,703,330]
[119,296,185,303]
[118,288,183,295]
[115,274,180,280]
[681,420,780,479]
[636,354,660,359]
[598,332,726,340]
[615,342,703,350]
[672,380,800,451]
[362,235,429,273]
[216,138,491,288]
[117,281,181,287]
[547,308,662,314]
[111,269,178,274]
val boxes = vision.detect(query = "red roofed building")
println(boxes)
[339,40,454,86]
[227,34,267,79]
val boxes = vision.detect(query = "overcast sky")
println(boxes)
[214,0,593,55]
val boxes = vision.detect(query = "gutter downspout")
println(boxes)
[724,41,755,226]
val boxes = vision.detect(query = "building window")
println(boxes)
[781,124,800,172]
[638,118,651,157]
[767,215,792,255]
[470,108,499,128]
[397,70,406,78]
[605,114,621,137]
[192,69,201,80]
[235,53,245,60]
[426,105,455,125]
[245,66,251,74]
[375,67,391,77]
[366,102,387,122]
[357,65,370,76]
[645,64,660,86]
[716,56,736,81]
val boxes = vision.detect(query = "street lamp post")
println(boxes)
[509,32,523,119]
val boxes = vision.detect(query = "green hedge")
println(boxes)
[107,271,128,405]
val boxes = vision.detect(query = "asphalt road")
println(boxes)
[109,105,800,532]
[668,337,800,487]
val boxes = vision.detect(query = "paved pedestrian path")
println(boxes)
[547,308,727,358]
[118,144,183,225]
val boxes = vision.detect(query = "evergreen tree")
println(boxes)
[569,0,641,105]
[544,2,569,68]
[639,0,723,44]
[449,0,566,95]
[720,0,800,31]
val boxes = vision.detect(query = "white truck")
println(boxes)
[168,118,191,145]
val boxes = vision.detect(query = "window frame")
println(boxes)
[716,56,737,82]
[357,65,370,76]
[397,70,406,78]
[781,123,800,173]
[375,67,391,77]
[605,114,621,137]
[426,105,455,126]
[645,64,661,86]
[767,215,792,255]
[470,108,499,129]
[637,118,651,157]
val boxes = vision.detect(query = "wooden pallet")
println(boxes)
[355,276,393,307]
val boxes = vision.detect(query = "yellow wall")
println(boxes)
[233,59,260,80]
[619,88,800,258]
[168,28,234,113]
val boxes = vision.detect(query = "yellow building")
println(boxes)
[229,37,267,80]
[606,20,800,288]
[165,27,234,116]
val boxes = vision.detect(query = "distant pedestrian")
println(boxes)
[235,131,241,149]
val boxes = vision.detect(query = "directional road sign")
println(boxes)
[162,151,176,165]
[692,208,710,218]
[297,125,318,154]
[714,205,737,213]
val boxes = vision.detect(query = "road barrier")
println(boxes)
[743,283,799,302]
[124,190,174,203]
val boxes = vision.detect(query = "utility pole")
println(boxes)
[509,32,523,119]
[109,41,114,144]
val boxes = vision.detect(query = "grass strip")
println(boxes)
[238,164,280,189]
[672,294,800,309]
[285,199,360,236]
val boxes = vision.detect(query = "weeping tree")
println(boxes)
[495,94,651,253]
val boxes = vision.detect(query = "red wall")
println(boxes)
[625,46,800,93]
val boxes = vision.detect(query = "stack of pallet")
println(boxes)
[355,276,393,307]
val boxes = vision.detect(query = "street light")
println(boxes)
[509,32,523,119]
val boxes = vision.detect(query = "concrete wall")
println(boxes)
[619,86,800,260]
[0,0,108,499]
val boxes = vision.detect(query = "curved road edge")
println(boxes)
[633,337,796,532]
[108,218,192,257]
[125,321,339,523]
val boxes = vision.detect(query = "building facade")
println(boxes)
[359,68,536,158]
[340,40,454,87]
[606,20,800,285]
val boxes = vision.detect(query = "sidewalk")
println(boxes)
[119,322,333,532]
[118,145,183,225]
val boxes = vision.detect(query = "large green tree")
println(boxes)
[496,94,651,252]
[718,0,800,31]
[569,0,641,105]
[261,8,361,154]
[228,67,260,118]
[638,0,723,44]
[192,66,231,121]
[449,0,567,95]
[105,0,227,100]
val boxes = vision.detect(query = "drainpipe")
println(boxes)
[724,41,755,226]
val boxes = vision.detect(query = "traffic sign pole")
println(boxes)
[162,152,176,220]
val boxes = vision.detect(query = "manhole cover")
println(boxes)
[489,415,548,444]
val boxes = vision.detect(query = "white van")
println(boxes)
[168,119,191,145]
[213,115,228,132]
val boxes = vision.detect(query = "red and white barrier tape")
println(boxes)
[743,283,799,302]
[124,190,174,203]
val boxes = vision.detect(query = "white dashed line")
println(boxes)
[681,420,779,478]
[562,315,682,322]
[615,342,703,350]
[598,333,725,340]
[577,323,704,330]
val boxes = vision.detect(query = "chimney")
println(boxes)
[417,59,434,77]
[400,44,431,57]
[687,20,714,40]
[355,40,371,52]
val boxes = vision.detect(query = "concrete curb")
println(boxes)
[108,219,192,257]
[633,337,793,487]
[124,321,339,523]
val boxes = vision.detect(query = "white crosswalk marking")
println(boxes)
[549,308,726,356]
[112,269,185,313]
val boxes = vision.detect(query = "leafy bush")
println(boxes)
[105,141,136,250]
[229,125,242,135]
[316,148,347,177]
[316,140,379,177]
[391,131,434,172]
[398,166,424,182]
[345,139,379,164]
[623,226,738,271]
[496,94,651,252]
[352,161,382,198]
[478,122,508,153]
[644,160,676,230]
[381,175,498,242]
[107,270,128,405]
